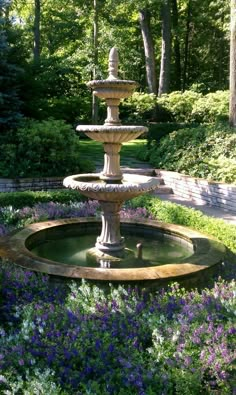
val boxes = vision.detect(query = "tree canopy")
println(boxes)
[0,0,231,125]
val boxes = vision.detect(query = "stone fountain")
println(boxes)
[0,48,227,287]
[63,47,159,262]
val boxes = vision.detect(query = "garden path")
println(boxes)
[157,193,236,226]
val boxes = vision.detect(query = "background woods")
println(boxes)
[0,0,235,181]
[0,0,230,123]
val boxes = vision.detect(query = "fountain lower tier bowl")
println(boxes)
[63,173,160,201]
[0,218,226,286]
[76,125,147,143]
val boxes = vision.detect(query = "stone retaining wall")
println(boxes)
[0,177,64,192]
[157,170,236,213]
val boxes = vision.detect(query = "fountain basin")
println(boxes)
[0,218,226,284]
[76,125,147,143]
[63,173,160,201]
[87,79,138,99]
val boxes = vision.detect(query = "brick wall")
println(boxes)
[157,170,236,213]
[0,177,64,192]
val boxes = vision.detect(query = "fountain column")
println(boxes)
[101,143,122,181]
[96,201,124,252]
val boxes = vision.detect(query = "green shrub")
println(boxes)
[120,90,229,125]
[148,122,236,183]
[0,119,94,178]
[120,92,171,123]
[147,122,199,144]
[0,190,85,209]
[191,90,229,123]
[157,91,202,123]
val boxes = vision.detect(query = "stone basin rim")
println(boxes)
[0,218,227,281]
[63,173,159,194]
[76,125,148,132]
[87,79,138,87]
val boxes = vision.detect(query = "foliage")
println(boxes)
[1,0,230,125]
[157,91,202,122]
[120,92,168,123]
[121,90,229,125]
[0,200,101,229]
[19,57,91,123]
[0,190,85,209]
[146,122,199,145]
[148,122,236,183]
[0,119,94,177]
[191,91,229,123]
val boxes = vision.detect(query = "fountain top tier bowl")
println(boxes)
[87,47,138,102]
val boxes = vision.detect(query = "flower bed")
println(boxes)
[0,197,235,394]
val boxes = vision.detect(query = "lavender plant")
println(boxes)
[0,263,235,394]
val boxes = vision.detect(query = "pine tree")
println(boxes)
[0,0,22,135]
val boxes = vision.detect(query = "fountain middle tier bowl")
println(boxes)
[63,173,160,201]
[76,125,148,143]
[87,79,138,100]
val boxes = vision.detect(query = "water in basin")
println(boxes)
[31,232,193,269]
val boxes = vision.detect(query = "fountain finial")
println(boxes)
[108,47,119,80]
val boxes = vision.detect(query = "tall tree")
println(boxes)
[139,8,157,94]
[158,0,171,96]
[230,0,236,127]
[182,0,191,91]
[33,0,41,63]
[92,0,99,123]
[171,0,181,90]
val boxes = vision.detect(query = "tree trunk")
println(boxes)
[92,0,99,124]
[171,0,181,90]
[33,0,41,64]
[139,8,157,94]
[158,0,171,96]
[229,0,236,127]
[182,0,191,92]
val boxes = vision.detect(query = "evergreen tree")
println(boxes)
[0,0,22,135]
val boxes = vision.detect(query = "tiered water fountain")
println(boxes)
[63,47,159,263]
[0,48,226,286]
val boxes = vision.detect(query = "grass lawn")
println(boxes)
[78,139,147,167]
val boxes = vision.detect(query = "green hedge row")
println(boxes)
[121,90,229,124]
[0,190,85,209]
[129,195,236,253]
[147,122,236,183]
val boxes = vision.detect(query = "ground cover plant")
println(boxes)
[146,122,236,183]
[0,194,236,394]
